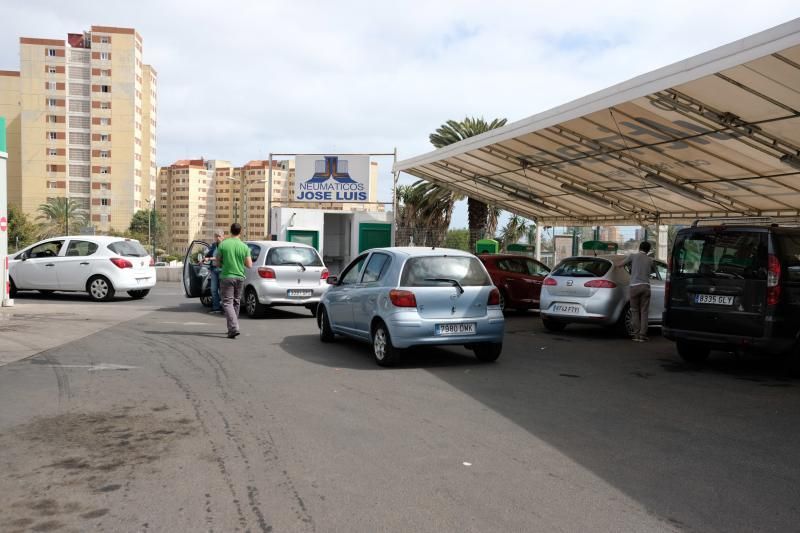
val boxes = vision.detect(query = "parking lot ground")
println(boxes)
[1,284,799,532]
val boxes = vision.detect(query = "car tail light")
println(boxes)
[767,254,781,306]
[584,280,617,288]
[488,287,501,306]
[389,289,417,308]
[320,268,329,280]
[257,267,276,279]
[149,257,155,267]
[543,277,557,286]
[110,257,133,269]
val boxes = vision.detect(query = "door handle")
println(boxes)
[45,263,55,267]
[80,262,90,266]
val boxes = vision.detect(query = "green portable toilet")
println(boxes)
[476,239,499,254]
[358,223,392,253]
[507,243,532,254]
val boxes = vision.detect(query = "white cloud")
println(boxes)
[1,0,797,227]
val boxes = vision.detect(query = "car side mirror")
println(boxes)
[327,276,338,285]
[20,253,27,261]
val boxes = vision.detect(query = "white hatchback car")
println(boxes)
[9,236,156,301]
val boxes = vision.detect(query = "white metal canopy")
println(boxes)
[394,18,800,225]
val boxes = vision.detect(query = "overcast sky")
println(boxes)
[2,1,797,228]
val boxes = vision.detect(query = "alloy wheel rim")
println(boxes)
[499,292,505,311]
[247,293,256,315]
[91,279,108,299]
[625,309,635,335]
[374,329,386,360]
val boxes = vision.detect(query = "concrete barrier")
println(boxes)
[156,267,183,282]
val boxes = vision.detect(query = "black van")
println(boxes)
[663,221,800,363]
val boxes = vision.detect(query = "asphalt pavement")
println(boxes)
[1,283,799,532]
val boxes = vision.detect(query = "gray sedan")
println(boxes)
[539,255,666,335]
[317,247,505,366]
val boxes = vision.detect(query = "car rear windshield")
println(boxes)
[551,258,611,278]
[673,231,766,280]
[775,233,800,282]
[265,246,323,267]
[400,256,491,287]
[107,240,149,257]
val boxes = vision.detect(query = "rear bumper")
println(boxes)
[113,270,157,291]
[387,314,505,349]
[253,282,328,306]
[662,326,794,354]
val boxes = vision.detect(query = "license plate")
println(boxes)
[552,304,581,314]
[435,323,476,336]
[287,289,312,297]
[695,294,734,305]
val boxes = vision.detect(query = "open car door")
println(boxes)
[183,240,210,298]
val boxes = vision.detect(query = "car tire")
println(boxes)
[676,340,710,364]
[9,278,18,298]
[199,295,213,307]
[87,275,115,302]
[542,317,566,332]
[318,306,335,343]
[372,321,401,367]
[473,342,502,362]
[498,290,507,312]
[308,303,319,317]
[244,287,266,318]
[617,305,635,337]
[127,289,150,299]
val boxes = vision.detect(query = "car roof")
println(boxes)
[34,236,141,244]
[367,246,478,258]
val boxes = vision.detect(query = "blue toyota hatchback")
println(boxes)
[317,247,505,366]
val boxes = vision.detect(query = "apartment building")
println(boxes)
[0,26,156,232]
[158,159,215,254]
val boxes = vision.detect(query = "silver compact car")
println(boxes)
[317,247,505,366]
[183,239,329,317]
[539,255,667,335]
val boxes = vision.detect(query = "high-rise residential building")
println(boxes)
[0,26,156,232]
[158,159,215,254]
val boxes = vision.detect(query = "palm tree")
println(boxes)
[429,117,508,251]
[37,197,88,237]
[499,215,530,250]
[396,180,458,247]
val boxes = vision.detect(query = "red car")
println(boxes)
[477,253,551,312]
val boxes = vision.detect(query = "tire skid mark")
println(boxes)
[40,353,71,405]
[158,361,248,530]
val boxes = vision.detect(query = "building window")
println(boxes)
[47,98,58,107]
[48,132,58,140]
[101,69,111,77]
[101,85,110,93]
[99,36,110,44]
[47,115,58,123]
[100,167,110,174]
[100,102,111,109]
[101,198,110,206]
[47,66,57,74]
[100,118,110,126]
[100,150,110,158]
[48,49,58,57]
[100,183,110,190]
[100,134,110,141]
[47,181,58,189]
[48,148,58,156]
[45,81,56,90]
[100,214,109,223]
[100,52,110,60]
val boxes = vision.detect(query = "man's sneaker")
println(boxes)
[227,330,240,339]
[633,336,644,342]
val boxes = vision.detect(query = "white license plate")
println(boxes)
[695,294,734,305]
[287,289,313,297]
[435,323,476,336]
[552,303,581,314]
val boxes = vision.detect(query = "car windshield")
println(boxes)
[673,231,766,280]
[400,256,491,287]
[551,258,611,278]
[107,240,149,257]
[266,247,323,267]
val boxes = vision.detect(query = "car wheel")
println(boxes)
[318,306,335,342]
[372,322,401,367]
[676,340,710,364]
[542,316,566,332]
[127,289,150,300]
[498,290,507,312]
[38,290,55,296]
[617,305,635,337]
[9,278,17,298]
[199,295,213,307]
[308,303,319,317]
[473,342,502,362]
[87,275,115,302]
[245,288,266,318]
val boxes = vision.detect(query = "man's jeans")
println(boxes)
[209,267,221,311]
[221,278,244,335]
[629,284,651,337]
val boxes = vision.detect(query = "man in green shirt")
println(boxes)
[214,223,253,338]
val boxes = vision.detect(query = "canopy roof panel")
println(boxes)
[394,18,800,224]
